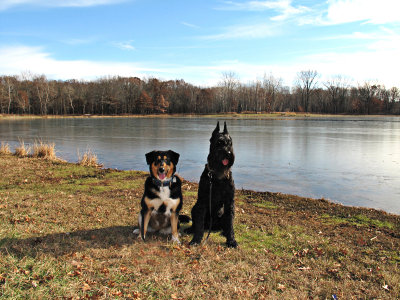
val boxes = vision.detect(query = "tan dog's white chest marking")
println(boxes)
[140,186,181,243]
[145,186,180,213]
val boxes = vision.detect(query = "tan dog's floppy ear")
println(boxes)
[145,151,156,165]
[167,150,180,166]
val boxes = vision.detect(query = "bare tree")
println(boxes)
[263,73,282,112]
[296,70,318,112]
[219,71,239,112]
[33,75,51,115]
[324,75,349,114]
[357,82,378,114]
[2,76,16,114]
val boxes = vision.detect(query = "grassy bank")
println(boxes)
[1,154,400,299]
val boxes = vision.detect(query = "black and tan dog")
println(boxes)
[186,122,238,248]
[133,150,186,243]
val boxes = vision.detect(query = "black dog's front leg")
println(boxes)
[189,202,207,245]
[223,188,238,248]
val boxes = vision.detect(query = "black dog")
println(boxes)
[186,122,238,248]
[133,150,186,243]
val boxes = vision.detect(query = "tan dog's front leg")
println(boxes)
[170,211,180,244]
[141,209,152,241]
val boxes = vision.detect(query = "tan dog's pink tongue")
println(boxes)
[159,173,166,180]
[222,159,229,166]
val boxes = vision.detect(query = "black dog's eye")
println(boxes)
[217,140,226,146]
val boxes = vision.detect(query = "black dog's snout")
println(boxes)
[158,167,165,173]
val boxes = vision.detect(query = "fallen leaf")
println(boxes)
[111,290,123,296]
[277,283,285,291]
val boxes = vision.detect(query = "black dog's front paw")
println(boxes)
[226,240,238,248]
[189,238,202,246]
[184,226,194,234]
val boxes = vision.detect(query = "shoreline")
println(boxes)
[1,112,399,121]
[1,130,399,216]
[1,153,399,219]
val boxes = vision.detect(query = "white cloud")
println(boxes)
[0,44,399,88]
[113,40,135,51]
[325,0,400,25]
[218,0,309,21]
[0,0,129,10]
[200,23,279,40]
[181,22,200,29]
[0,45,154,80]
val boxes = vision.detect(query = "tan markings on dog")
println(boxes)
[166,197,180,212]
[142,209,152,238]
[151,162,158,178]
[145,196,163,210]
[170,212,179,239]
[166,162,174,178]
[145,194,179,213]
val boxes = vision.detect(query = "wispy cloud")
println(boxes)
[217,0,310,21]
[61,37,99,45]
[202,0,310,41]
[181,22,200,29]
[113,40,135,51]
[0,0,129,11]
[199,23,279,40]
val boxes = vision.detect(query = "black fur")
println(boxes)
[186,122,238,248]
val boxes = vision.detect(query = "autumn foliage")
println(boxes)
[1,73,399,116]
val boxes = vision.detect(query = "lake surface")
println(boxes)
[1,116,400,214]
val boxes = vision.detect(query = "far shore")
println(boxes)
[1,112,399,121]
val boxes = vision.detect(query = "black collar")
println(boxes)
[205,164,230,180]
[152,175,174,187]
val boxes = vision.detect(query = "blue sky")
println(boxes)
[1,0,399,87]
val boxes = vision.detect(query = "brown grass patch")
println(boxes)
[32,141,57,160]
[13,140,30,157]
[0,142,12,155]
[78,149,102,167]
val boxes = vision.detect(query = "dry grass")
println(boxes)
[0,155,399,299]
[13,140,30,157]
[0,142,12,155]
[32,141,57,160]
[78,149,102,167]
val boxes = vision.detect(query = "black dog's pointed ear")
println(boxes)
[167,150,180,166]
[145,151,156,165]
[223,121,228,134]
[212,121,220,136]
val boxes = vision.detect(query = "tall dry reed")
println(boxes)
[78,149,102,167]
[14,140,30,157]
[33,141,57,160]
[0,142,12,155]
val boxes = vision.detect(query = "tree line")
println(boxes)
[1,71,399,115]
